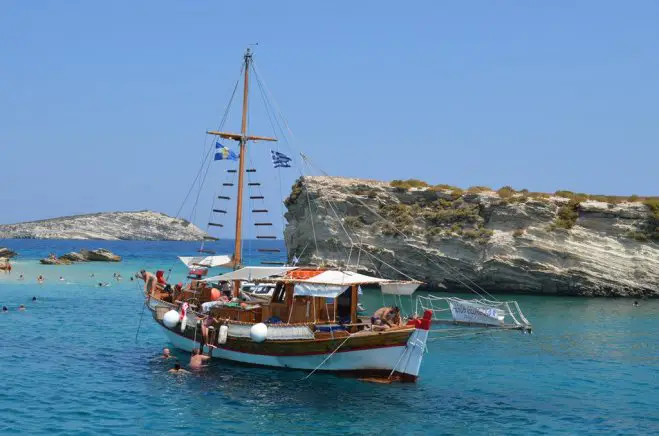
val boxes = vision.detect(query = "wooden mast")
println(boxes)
[233,48,252,270]
[205,49,277,296]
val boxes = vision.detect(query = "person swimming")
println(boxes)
[162,348,174,359]
[32,296,37,302]
[37,275,44,284]
[59,276,64,281]
[18,304,26,311]
[18,274,24,281]
[2,306,7,312]
[168,363,189,374]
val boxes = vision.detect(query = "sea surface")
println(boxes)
[1,239,657,435]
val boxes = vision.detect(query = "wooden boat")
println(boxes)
[144,48,431,382]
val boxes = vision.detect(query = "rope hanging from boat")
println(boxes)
[301,334,352,381]
[175,64,243,221]
[251,60,319,260]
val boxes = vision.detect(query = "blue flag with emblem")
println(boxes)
[270,150,292,168]
[214,142,238,161]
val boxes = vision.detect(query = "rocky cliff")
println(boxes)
[284,176,659,297]
[0,211,208,241]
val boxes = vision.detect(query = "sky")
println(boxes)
[1,0,658,238]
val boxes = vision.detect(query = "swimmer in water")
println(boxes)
[168,363,189,374]
[633,301,639,307]
[90,273,95,278]
[32,296,37,302]
[18,304,26,311]
[162,348,174,359]
[2,306,8,313]
[59,276,64,281]
[37,275,44,284]
[18,274,24,281]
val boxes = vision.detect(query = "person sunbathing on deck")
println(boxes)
[371,306,402,331]
[189,348,211,369]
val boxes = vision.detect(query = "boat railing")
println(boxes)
[415,295,532,331]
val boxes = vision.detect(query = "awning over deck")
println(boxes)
[203,266,297,282]
[295,270,391,286]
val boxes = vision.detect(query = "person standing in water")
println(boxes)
[189,348,212,369]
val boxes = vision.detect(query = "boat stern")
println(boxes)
[397,309,433,381]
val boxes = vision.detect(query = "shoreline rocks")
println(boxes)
[39,249,122,265]
[0,248,17,259]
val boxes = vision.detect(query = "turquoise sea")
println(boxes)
[1,240,657,435]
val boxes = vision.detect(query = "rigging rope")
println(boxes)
[300,154,499,301]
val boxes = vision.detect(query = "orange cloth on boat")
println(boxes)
[210,288,221,301]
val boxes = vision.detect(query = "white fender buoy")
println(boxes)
[218,325,228,345]
[180,315,188,332]
[163,310,180,328]
[250,323,268,343]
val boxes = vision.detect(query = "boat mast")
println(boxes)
[233,48,252,269]
[206,48,277,279]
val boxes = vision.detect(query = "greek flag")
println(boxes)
[271,150,292,168]
[214,142,238,161]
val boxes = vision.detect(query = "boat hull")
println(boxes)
[151,309,428,381]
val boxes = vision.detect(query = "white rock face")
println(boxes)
[284,176,659,297]
[0,211,208,241]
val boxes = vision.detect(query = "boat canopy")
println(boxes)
[282,270,392,286]
[203,266,297,282]
[179,255,233,268]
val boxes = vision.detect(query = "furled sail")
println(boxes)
[178,255,233,268]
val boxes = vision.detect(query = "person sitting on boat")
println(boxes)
[371,306,402,331]
[189,348,211,369]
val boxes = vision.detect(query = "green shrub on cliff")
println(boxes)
[552,200,580,229]
[285,180,304,207]
[497,186,516,198]
[390,179,428,189]
[467,186,492,193]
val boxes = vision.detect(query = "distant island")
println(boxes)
[0,211,208,241]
